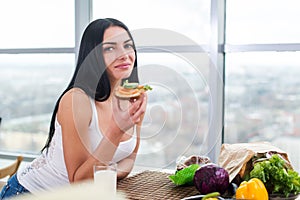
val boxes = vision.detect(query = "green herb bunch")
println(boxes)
[249,154,300,197]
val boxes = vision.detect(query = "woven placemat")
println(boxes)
[117,170,199,200]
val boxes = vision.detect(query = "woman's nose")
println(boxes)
[116,47,131,60]
[117,50,129,60]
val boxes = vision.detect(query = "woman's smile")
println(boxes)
[114,62,131,69]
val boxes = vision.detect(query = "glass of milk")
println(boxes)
[93,161,117,196]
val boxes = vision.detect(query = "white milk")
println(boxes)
[94,170,117,196]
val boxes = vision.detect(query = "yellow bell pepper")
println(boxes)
[235,178,268,200]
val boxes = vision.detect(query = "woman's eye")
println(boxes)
[103,46,114,52]
[124,43,134,49]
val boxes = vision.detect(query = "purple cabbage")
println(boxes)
[193,163,229,195]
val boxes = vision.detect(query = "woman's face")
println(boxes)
[102,26,136,83]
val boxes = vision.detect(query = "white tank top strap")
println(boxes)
[88,96,99,131]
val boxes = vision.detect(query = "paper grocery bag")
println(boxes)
[218,141,291,183]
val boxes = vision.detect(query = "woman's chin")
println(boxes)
[109,70,132,81]
[119,73,132,80]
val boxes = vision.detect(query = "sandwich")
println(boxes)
[114,80,152,99]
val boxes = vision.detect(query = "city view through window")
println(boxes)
[225,52,300,172]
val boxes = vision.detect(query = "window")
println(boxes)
[0,54,74,153]
[0,0,75,48]
[0,0,75,154]
[136,52,210,167]
[226,0,300,44]
[93,0,210,45]
[225,0,300,172]
[1,0,299,174]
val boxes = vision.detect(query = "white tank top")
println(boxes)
[17,97,137,194]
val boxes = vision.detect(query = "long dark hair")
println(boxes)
[41,18,139,152]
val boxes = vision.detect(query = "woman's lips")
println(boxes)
[115,63,130,69]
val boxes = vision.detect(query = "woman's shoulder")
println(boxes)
[65,87,88,96]
[62,88,90,101]
[57,88,93,123]
[59,88,92,110]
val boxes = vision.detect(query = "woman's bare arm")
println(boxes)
[116,112,144,180]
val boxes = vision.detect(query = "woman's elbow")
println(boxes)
[117,171,130,180]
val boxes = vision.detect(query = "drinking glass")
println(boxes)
[93,161,117,196]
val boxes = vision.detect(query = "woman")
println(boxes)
[0,18,147,199]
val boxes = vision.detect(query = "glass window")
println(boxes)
[226,0,300,44]
[93,0,210,45]
[224,52,300,172]
[0,0,75,48]
[135,52,210,168]
[0,54,74,153]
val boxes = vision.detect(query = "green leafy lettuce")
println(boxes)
[169,164,199,186]
[249,154,300,197]
[122,79,152,91]
[143,85,152,91]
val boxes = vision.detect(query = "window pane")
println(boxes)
[0,54,74,153]
[225,52,300,172]
[136,52,210,168]
[93,0,210,45]
[0,0,75,48]
[226,0,300,44]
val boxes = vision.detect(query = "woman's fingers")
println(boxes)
[111,93,147,131]
[129,94,147,123]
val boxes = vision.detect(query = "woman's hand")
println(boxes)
[112,93,147,133]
